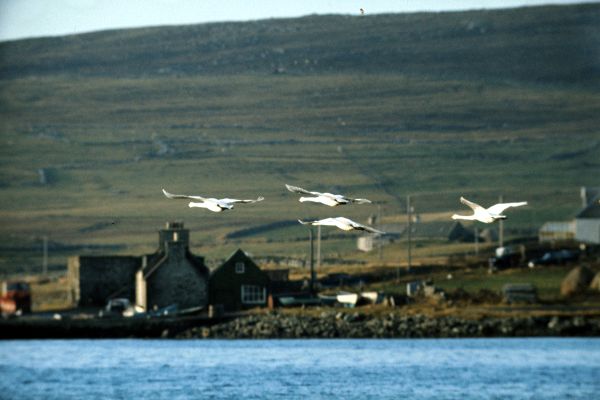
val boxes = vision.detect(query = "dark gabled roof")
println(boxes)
[142,248,207,279]
[210,248,260,277]
[576,196,600,219]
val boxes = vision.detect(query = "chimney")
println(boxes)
[158,221,189,253]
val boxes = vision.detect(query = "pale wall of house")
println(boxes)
[575,219,600,244]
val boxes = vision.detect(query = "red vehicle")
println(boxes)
[1,281,31,315]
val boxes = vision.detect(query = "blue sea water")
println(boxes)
[0,338,599,400]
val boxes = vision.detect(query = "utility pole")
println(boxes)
[474,227,479,256]
[308,228,315,294]
[377,205,383,261]
[42,235,48,276]
[316,225,321,271]
[498,194,504,248]
[407,195,412,273]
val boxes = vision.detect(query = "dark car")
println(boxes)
[489,253,522,271]
[527,250,578,268]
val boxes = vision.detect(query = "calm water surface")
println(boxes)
[0,338,599,400]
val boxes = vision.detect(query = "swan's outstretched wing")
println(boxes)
[346,197,372,204]
[349,220,385,234]
[162,188,207,201]
[298,218,338,226]
[487,202,527,215]
[222,197,264,204]
[286,184,322,196]
[460,197,485,212]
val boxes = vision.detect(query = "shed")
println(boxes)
[502,283,537,304]
[209,249,270,311]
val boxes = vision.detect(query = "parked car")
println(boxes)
[1,281,31,316]
[527,250,578,268]
[488,246,524,271]
[99,298,135,318]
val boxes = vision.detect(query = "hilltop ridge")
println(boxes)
[1,3,599,84]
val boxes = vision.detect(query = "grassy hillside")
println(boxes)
[0,4,599,276]
[1,4,599,83]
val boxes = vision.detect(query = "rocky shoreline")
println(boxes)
[177,311,600,339]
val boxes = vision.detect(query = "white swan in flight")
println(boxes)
[298,217,385,234]
[285,184,372,207]
[162,188,264,212]
[452,197,527,223]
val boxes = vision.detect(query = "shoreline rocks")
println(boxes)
[177,312,600,339]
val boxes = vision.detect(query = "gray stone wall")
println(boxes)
[146,244,208,310]
[71,256,140,307]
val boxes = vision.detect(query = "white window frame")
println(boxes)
[241,285,266,305]
[235,261,245,274]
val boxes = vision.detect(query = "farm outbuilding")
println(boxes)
[209,249,270,312]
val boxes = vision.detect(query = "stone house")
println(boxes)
[69,222,209,311]
[209,249,270,312]
[135,222,209,311]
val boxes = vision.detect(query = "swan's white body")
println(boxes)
[298,217,385,234]
[285,184,372,207]
[452,197,527,223]
[162,189,264,212]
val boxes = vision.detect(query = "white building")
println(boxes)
[538,221,575,243]
[575,197,600,244]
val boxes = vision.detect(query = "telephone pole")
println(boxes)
[498,194,504,248]
[407,195,412,273]
[377,205,383,261]
[316,225,321,271]
[42,235,48,276]
[308,228,315,294]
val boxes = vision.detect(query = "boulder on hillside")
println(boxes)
[590,272,600,291]
[561,266,594,297]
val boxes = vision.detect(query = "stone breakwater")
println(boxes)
[178,312,600,339]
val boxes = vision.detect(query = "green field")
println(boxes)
[1,4,599,276]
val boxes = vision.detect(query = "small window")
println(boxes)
[173,232,179,242]
[235,262,245,274]
[241,285,266,304]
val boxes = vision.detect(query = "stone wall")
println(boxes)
[69,255,140,307]
[178,311,600,339]
[145,245,208,310]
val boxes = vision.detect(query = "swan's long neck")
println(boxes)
[452,214,476,221]
[299,196,320,203]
